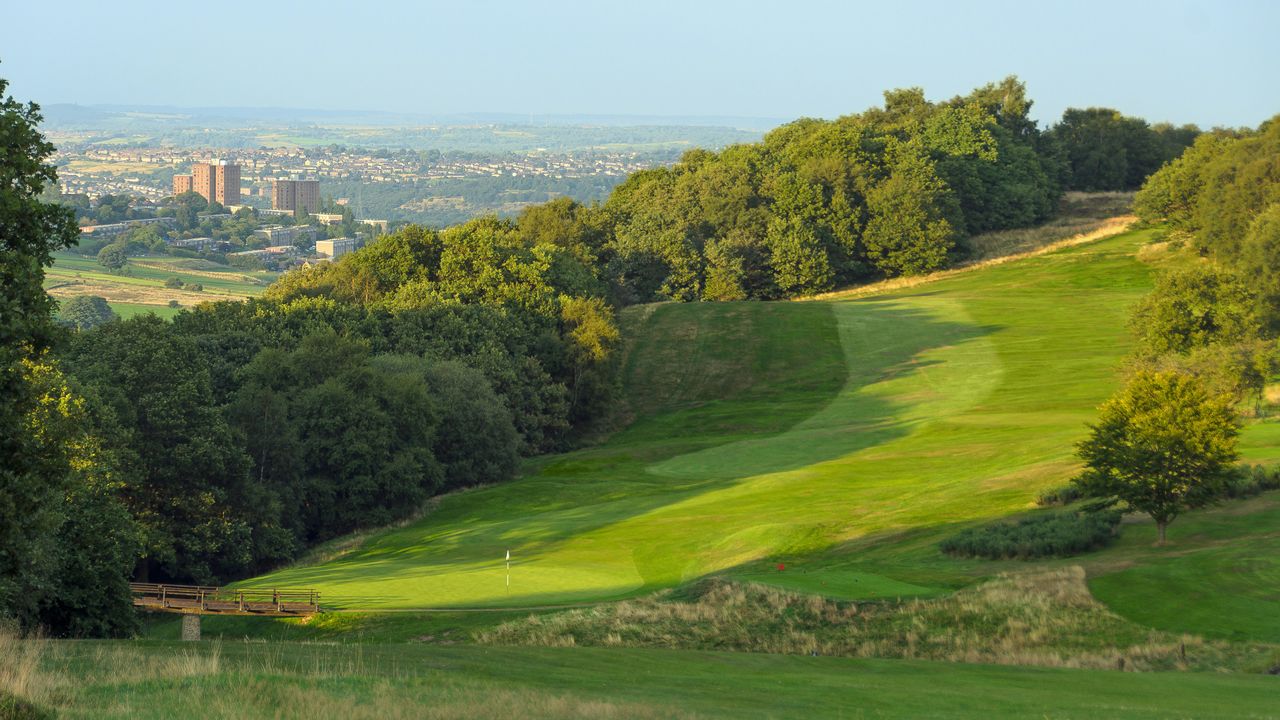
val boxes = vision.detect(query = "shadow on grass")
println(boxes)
[249,300,997,608]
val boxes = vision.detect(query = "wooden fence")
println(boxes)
[130,583,320,616]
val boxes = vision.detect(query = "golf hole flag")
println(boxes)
[505,549,511,590]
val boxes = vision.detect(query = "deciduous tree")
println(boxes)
[1075,371,1239,544]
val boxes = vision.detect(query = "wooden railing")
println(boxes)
[130,583,320,616]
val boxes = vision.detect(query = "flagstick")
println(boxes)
[506,549,510,595]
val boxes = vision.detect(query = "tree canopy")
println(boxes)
[1075,371,1239,544]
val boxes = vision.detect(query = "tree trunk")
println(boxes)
[1156,521,1168,546]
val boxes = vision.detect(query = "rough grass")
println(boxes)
[6,632,1280,719]
[478,568,1278,673]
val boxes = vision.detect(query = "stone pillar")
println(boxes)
[181,614,201,642]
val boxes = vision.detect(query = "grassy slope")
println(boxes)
[244,228,1277,612]
[39,642,1280,719]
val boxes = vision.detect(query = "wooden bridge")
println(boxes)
[130,583,321,618]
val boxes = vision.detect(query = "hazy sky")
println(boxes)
[2,0,1276,127]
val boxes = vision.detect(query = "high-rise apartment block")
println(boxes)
[271,179,320,214]
[183,161,241,206]
[217,162,240,206]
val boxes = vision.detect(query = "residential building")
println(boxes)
[173,174,193,195]
[189,161,241,206]
[253,224,319,245]
[271,179,320,213]
[79,216,177,237]
[169,236,218,251]
[314,213,344,225]
[216,161,241,205]
[315,237,360,259]
[193,163,214,202]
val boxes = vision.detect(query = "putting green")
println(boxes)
[247,229,1279,611]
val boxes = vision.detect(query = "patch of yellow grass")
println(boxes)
[44,281,235,307]
[479,568,1276,672]
[803,216,1137,302]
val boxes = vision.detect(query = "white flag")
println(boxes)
[505,549,510,561]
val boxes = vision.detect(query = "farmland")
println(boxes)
[43,251,275,316]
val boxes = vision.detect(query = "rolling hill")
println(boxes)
[240,227,1280,645]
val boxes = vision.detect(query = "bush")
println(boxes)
[164,277,183,289]
[1225,464,1280,499]
[940,509,1123,560]
[1035,485,1083,507]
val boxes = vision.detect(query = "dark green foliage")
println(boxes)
[56,295,117,331]
[0,75,84,629]
[229,338,444,545]
[1129,119,1280,412]
[1225,464,1280,499]
[62,316,262,584]
[1035,485,1084,507]
[95,243,126,270]
[1130,265,1261,356]
[422,361,520,491]
[595,76,1064,300]
[1048,108,1198,191]
[862,144,959,275]
[19,359,140,637]
[940,509,1123,560]
[1135,118,1280,278]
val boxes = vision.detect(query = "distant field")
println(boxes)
[106,301,181,320]
[45,251,274,313]
[62,159,171,175]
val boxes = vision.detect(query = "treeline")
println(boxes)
[1066,114,1280,544]
[586,77,1065,301]
[485,78,1193,304]
[3,74,1200,637]
[46,219,620,624]
[1135,115,1280,338]
[4,72,627,635]
[1048,108,1198,192]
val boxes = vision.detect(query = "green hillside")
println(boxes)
[242,227,1280,628]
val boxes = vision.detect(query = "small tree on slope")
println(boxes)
[1074,370,1239,545]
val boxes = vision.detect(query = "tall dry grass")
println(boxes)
[0,623,697,719]
[803,191,1139,302]
[478,568,1278,673]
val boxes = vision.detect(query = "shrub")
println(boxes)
[940,509,1123,560]
[1225,464,1280,499]
[1035,485,1083,507]
[164,277,183,289]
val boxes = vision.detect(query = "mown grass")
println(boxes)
[233,226,1278,654]
[1087,493,1280,643]
[104,301,181,320]
[5,630,1278,719]
[248,229,1179,610]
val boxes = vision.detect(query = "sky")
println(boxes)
[2,0,1277,128]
